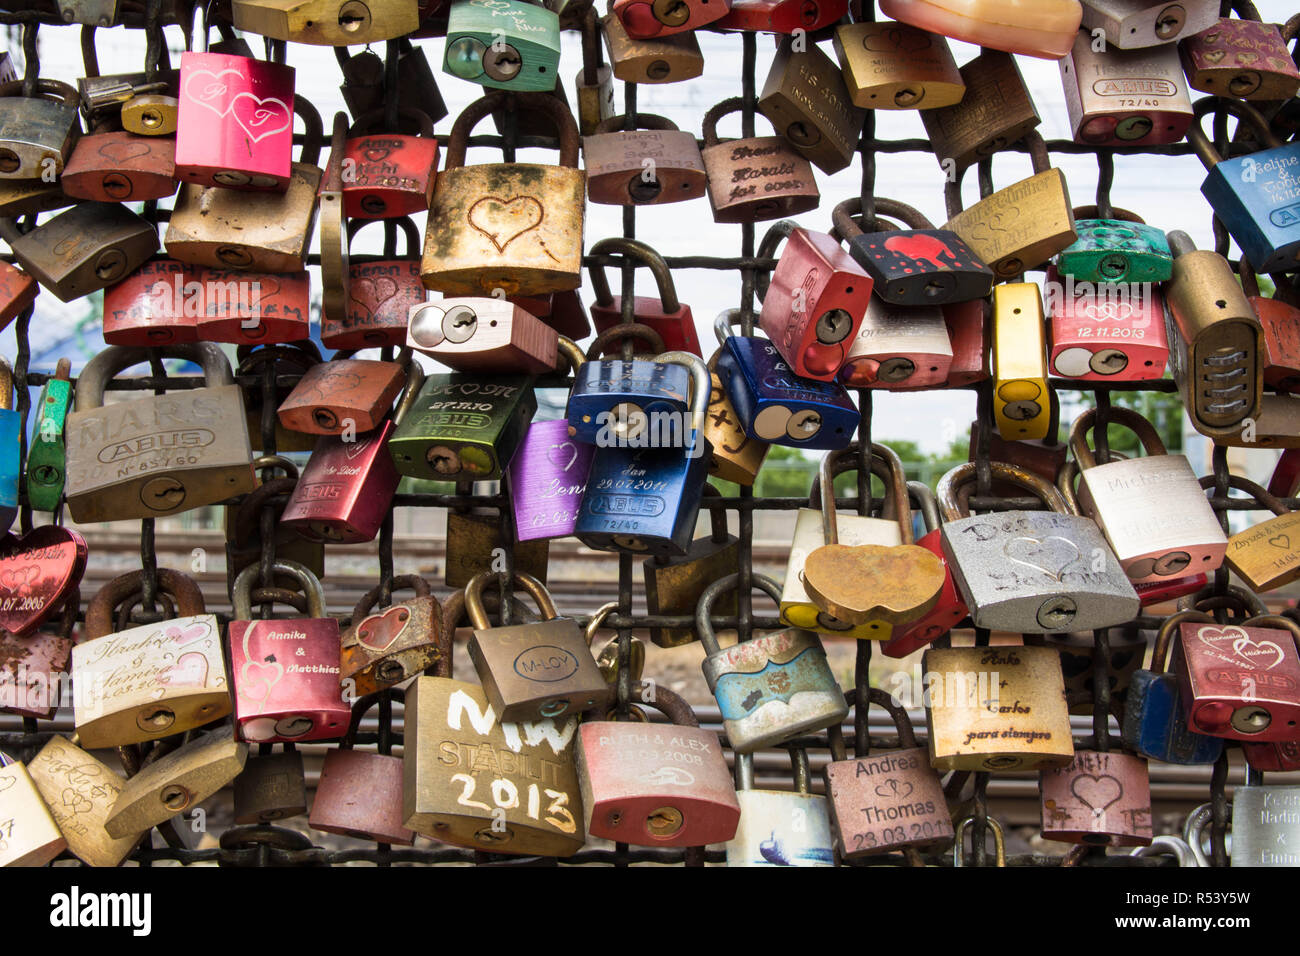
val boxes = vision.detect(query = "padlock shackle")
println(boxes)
[807,448,894,510]
[1069,407,1169,470]
[693,571,781,656]
[1177,583,1268,619]
[953,816,1006,867]
[232,560,327,620]
[85,568,207,640]
[444,91,580,170]
[252,454,300,481]
[1072,204,1145,225]
[584,601,618,648]
[819,443,913,546]
[1186,97,1280,173]
[1165,229,1197,258]
[293,95,325,167]
[1197,471,1291,519]
[581,6,607,85]
[0,78,79,106]
[754,220,799,302]
[463,570,558,630]
[1152,609,1214,673]
[390,358,426,428]
[1286,11,1300,43]
[75,343,235,412]
[907,480,941,535]
[323,110,349,195]
[701,483,729,544]
[1129,834,1198,867]
[944,130,1050,220]
[338,685,407,751]
[237,341,323,374]
[937,460,1075,522]
[851,686,920,752]
[587,237,679,312]
[592,113,679,134]
[653,350,710,451]
[350,573,434,620]
[348,106,436,138]
[700,96,776,148]
[584,322,665,359]
[556,335,587,377]
[347,215,421,259]
[832,197,936,240]
[734,746,812,794]
[0,355,11,412]
[713,310,741,349]
[232,477,297,548]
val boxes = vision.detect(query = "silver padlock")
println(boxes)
[724,750,835,868]
[1230,772,1300,867]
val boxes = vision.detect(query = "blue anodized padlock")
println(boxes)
[712,312,859,451]
[1189,98,1300,275]
[0,357,18,531]
[574,351,711,558]
[1122,609,1224,765]
[566,347,692,446]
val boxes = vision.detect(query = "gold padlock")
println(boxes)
[105,733,248,838]
[28,735,142,867]
[232,0,420,45]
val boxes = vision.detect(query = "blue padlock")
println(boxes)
[565,328,692,446]
[1122,609,1224,765]
[0,357,17,531]
[1190,98,1300,275]
[712,312,858,450]
[574,351,711,558]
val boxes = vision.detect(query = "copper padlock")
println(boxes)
[1040,749,1153,847]
[102,259,198,346]
[277,353,407,435]
[324,218,427,350]
[341,574,445,700]
[700,97,820,224]
[61,128,177,203]
[583,112,706,206]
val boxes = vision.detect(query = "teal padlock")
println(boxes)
[443,0,562,93]
[1055,205,1173,284]
[26,357,71,514]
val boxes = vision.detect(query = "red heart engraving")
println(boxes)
[356,604,411,654]
[0,526,84,637]
[349,276,399,319]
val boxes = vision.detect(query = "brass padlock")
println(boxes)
[759,36,864,175]
[104,732,248,838]
[233,0,421,44]
[699,98,820,224]
[705,315,770,487]
[0,79,81,180]
[122,94,179,137]
[583,113,706,206]
[833,17,965,111]
[232,750,308,824]
[921,50,1040,173]
[28,735,142,866]
[0,752,67,866]
[164,97,324,273]
[445,506,551,589]
[601,11,704,84]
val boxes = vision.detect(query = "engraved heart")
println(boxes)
[183,70,292,144]
[1230,634,1285,671]
[1070,772,1123,815]
[61,787,92,816]
[861,27,930,54]
[160,651,209,689]
[873,776,914,800]
[164,620,212,647]
[240,658,283,710]
[1270,534,1292,550]
[1005,535,1083,582]
[547,441,579,472]
[349,276,399,318]
[1202,50,1225,64]
[467,195,544,253]
[0,526,84,637]
[801,543,946,626]
[97,139,151,163]
[1081,301,1135,322]
[363,145,391,163]
[343,434,374,460]
[356,603,411,653]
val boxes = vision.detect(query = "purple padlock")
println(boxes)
[505,419,595,542]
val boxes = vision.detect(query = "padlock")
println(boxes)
[165,97,324,273]
[225,460,326,585]
[72,568,230,748]
[1045,264,1169,381]
[1080,0,1217,47]
[953,816,1007,866]
[1189,99,1300,275]
[343,108,440,219]
[238,344,324,453]
[232,750,308,824]
[1067,406,1227,583]
[281,421,401,544]
[882,481,970,658]
[1040,749,1152,846]
[0,522,85,642]
[879,0,1083,59]
[101,260,198,346]
[0,753,67,866]
[583,114,705,207]
[1240,255,1300,393]
[444,0,561,92]
[573,352,712,558]
[122,94,179,137]
[587,239,700,356]
[978,420,1070,491]
[601,11,705,84]
[1180,9,1300,101]
[505,414,596,543]
[833,17,963,111]
[28,735,140,866]
[566,335,692,445]
[824,688,951,858]
[506,288,591,341]
[324,218,427,349]
[389,366,536,481]
[61,128,177,204]
[0,359,18,529]
[278,353,407,435]
[644,486,738,648]
[337,37,448,124]
[26,358,72,513]
[921,50,1041,173]
[408,297,559,374]
[227,560,350,744]
[422,91,584,296]
[445,506,551,588]
[575,684,740,847]
[575,7,615,135]
[991,281,1052,441]
[1056,205,1173,284]
[104,731,248,839]
[938,460,1140,632]
[309,696,414,845]
[1162,230,1262,439]
[466,571,611,723]
[612,0,729,39]
[757,220,872,381]
[943,297,990,387]
[322,113,354,337]
[64,342,255,523]
[341,574,445,699]
[78,70,174,131]
[1172,606,1300,743]
[175,48,295,191]
[838,295,953,390]
[0,587,78,719]
[758,36,863,175]
[943,131,1077,280]
[715,0,846,32]
[923,642,1075,771]
[193,267,312,345]
[232,0,420,45]
[832,197,992,307]
[781,444,931,640]
[0,180,70,220]
[0,260,36,332]
[702,326,772,484]
[56,0,123,25]
[696,572,846,751]
[1230,776,1300,866]
[1221,477,1300,593]
[1060,28,1193,147]
[727,749,834,867]
[699,98,819,226]
[1121,609,1225,764]
[0,202,159,303]
[0,79,81,180]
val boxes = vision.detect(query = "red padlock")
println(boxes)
[1241,257,1300,392]
[1243,739,1300,772]
[883,482,968,659]
[508,289,591,341]
[940,297,989,388]
[323,218,426,350]
[611,0,730,39]
[757,220,872,381]
[194,268,311,344]
[1133,574,1208,608]
[1044,265,1168,381]
[342,107,440,220]
[1270,447,1300,498]
[715,0,848,34]
[280,420,401,544]
[61,130,178,203]
[102,260,199,346]
[587,238,700,357]
[0,261,38,332]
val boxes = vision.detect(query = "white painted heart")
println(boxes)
[183,69,292,144]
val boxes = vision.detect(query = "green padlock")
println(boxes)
[443,0,562,93]
[26,357,71,512]
[1055,205,1173,284]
